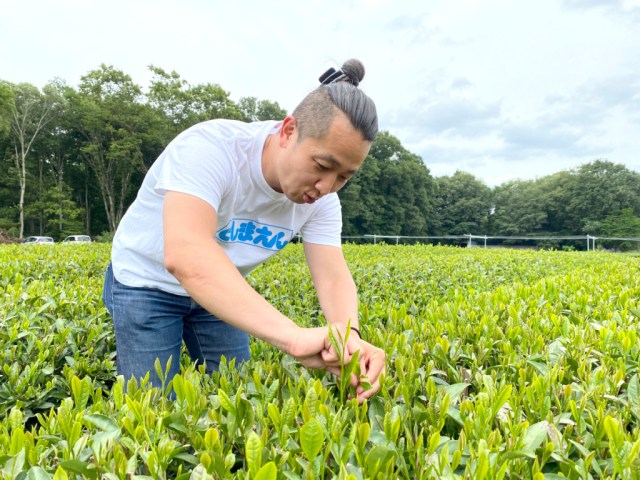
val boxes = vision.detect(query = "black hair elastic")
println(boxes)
[319,67,348,85]
[350,326,362,339]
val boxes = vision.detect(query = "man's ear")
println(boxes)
[279,115,297,147]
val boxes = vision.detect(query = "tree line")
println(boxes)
[1,65,639,249]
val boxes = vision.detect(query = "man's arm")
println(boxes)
[303,242,359,330]
[163,191,354,369]
[304,242,386,401]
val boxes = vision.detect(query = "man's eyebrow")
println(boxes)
[315,154,358,175]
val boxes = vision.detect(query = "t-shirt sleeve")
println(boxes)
[299,193,343,247]
[153,129,233,211]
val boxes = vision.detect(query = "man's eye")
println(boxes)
[316,163,329,171]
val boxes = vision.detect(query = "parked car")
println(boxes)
[62,235,92,243]
[23,236,54,245]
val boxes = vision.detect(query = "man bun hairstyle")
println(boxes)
[293,59,378,142]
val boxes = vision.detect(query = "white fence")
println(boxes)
[338,234,640,251]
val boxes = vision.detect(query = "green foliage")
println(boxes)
[238,96,287,122]
[584,208,640,250]
[340,131,435,236]
[1,243,640,478]
[491,161,640,243]
[0,81,13,138]
[2,70,640,242]
[569,160,640,231]
[24,184,84,240]
[492,179,548,235]
[147,65,245,136]
[73,65,156,232]
[433,171,492,235]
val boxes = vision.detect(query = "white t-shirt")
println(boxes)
[112,119,342,295]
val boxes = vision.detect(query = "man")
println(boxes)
[103,59,385,402]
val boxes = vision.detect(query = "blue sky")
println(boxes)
[2,0,639,186]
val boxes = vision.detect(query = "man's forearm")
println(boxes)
[166,239,302,353]
[317,277,360,331]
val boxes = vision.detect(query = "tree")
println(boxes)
[0,82,15,232]
[338,151,382,236]
[491,180,547,236]
[238,96,287,122]
[433,171,492,235]
[185,83,243,123]
[0,82,12,139]
[147,66,194,138]
[6,82,61,237]
[25,183,83,239]
[565,160,640,233]
[339,131,435,237]
[72,65,151,232]
[584,208,640,250]
[147,65,244,140]
[534,171,575,234]
[31,80,91,238]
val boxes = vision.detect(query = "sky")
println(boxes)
[2,0,639,187]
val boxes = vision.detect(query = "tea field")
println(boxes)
[1,243,640,479]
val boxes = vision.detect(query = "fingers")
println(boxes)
[296,353,326,370]
[356,378,381,402]
[354,344,386,402]
[322,325,357,366]
[362,347,386,385]
[291,326,386,403]
[321,346,340,364]
[289,326,351,367]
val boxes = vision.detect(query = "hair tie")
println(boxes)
[350,326,362,340]
[319,67,352,85]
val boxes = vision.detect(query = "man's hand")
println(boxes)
[286,324,358,377]
[352,338,386,402]
[287,324,385,402]
[320,328,386,402]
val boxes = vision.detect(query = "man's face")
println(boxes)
[275,113,371,205]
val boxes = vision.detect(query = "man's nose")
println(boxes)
[316,174,338,195]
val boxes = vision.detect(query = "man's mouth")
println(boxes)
[303,193,317,204]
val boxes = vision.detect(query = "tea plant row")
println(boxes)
[1,244,639,478]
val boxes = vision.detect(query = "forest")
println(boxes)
[1,64,639,247]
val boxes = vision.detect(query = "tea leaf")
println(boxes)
[8,407,23,430]
[217,389,236,415]
[628,374,639,410]
[189,464,214,480]
[254,462,277,480]
[522,421,549,454]
[26,466,52,480]
[300,418,324,460]
[84,413,120,433]
[162,411,188,436]
[365,445,396,477]
[2,450,25,478]
[52,466,69,480]
[264,379,280,403]
[58,460,97,478]
[70,376,92,410]
[445,383,470,404]
[246,431,263,478]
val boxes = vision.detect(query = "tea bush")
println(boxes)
[1,243,639,478]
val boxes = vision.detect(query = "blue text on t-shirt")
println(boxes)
[216,218,291,251]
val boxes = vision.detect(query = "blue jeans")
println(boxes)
[102,264,250,388]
